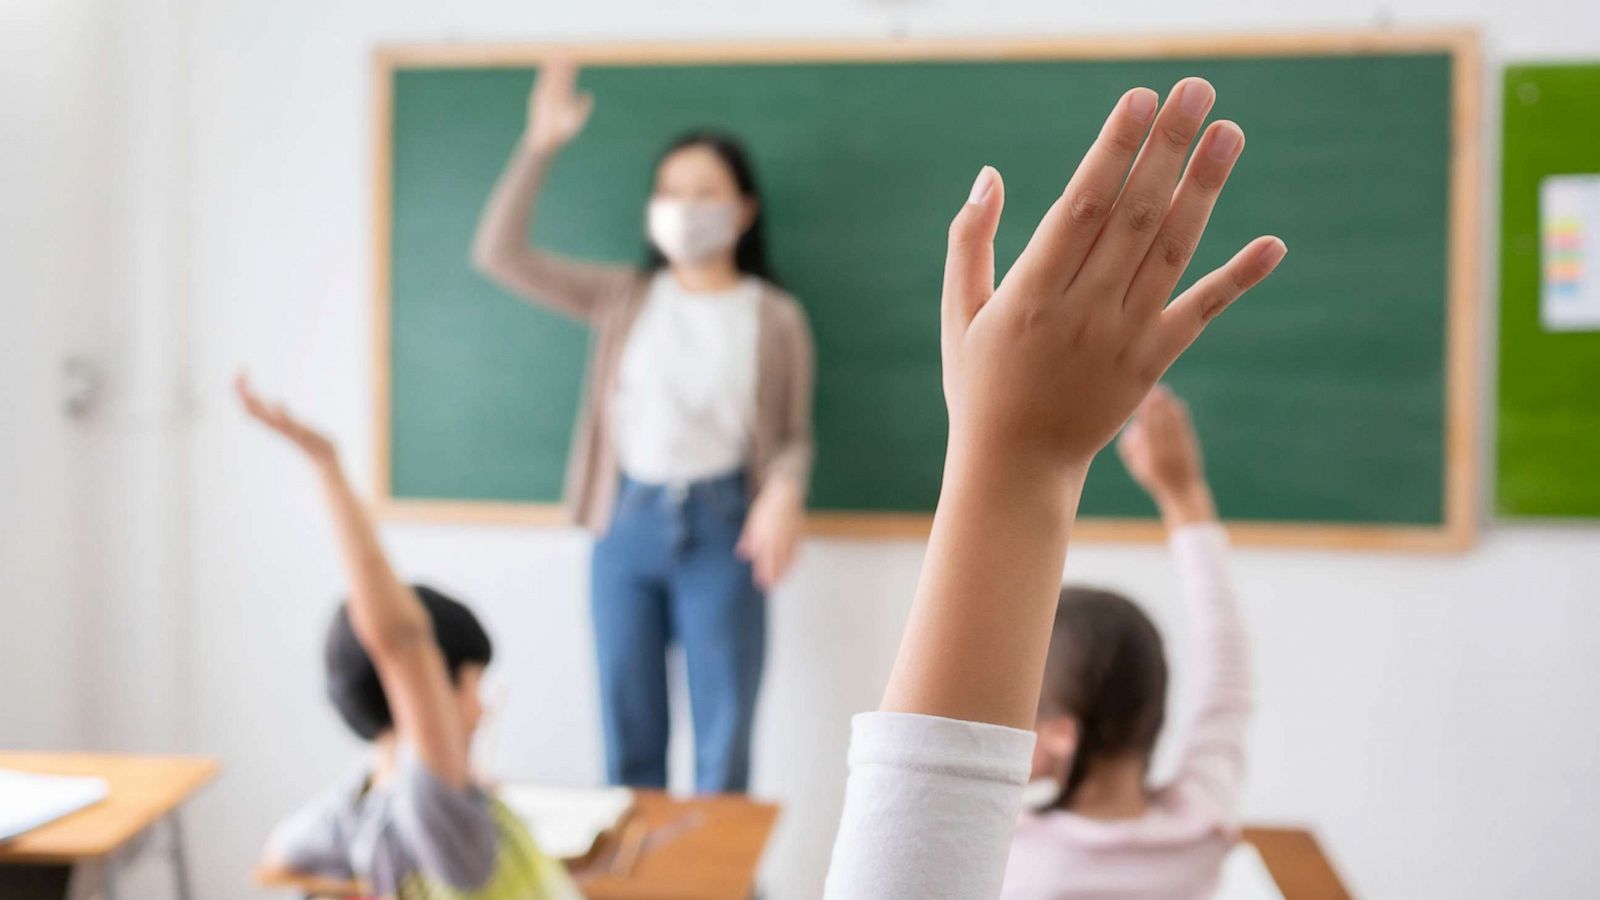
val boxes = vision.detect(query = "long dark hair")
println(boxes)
[1040,587,1169,809]
[644,130,778,284]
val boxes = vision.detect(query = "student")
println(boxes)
[1002,385,1249,899]
[822,77,1285,898]
[472,59,814,794]
[240,375,579,900]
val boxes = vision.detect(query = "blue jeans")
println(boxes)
[590,471,766,793]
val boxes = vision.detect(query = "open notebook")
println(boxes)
[497,784,634,860]
[0,768,110,842]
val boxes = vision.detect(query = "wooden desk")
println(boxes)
[259,789,778,900]
[579,791,778,900]
[1244,826,1352,899]
[0,752,218,900]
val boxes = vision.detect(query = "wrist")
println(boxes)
[758,475,803,508]
[312,452,345,484]
[945,436,1089,519]
[1155,482,1217,528]
[522,131,561,157]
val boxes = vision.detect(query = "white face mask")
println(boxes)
[646,198,741,266]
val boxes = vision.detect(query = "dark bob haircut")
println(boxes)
[323,584,492,741]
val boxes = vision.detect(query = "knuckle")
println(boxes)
[1105,127,1144,158]
[1158,122,1193,151]
[1202,284,1234,321]
[1122,194,1166,233]
[1226,264,1254,293]
[1192,167,1226,193]
[946,214,975,247]
[1066,189,1112,226]
[1157,232,1196,268]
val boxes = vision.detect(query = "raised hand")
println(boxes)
[1117,384,1217,525]
[940,78,1285,481]
[525,58,593,154]
[234,372,337,467]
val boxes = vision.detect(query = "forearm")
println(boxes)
[1157,480,1218,530]
[471,141,550,271]
[312,462,429,651]
[881,447,1085,729]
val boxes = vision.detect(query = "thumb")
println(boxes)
[942,166,1004,334]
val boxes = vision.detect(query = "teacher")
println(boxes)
[471,61,814,793]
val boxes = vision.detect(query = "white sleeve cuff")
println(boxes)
[825,712,1036,899]
[847,711,1036,785]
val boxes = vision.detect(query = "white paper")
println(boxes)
[1217,842,1285,900]
[497,784,634,860]
[0,768,110,842]
[1540,174,1600,332]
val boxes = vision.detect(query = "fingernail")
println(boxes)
[968,166,994,205]
[1179,78,1214,116]
[1128,89,1157,122]
[1262,238,1288,266]
[1206,123,1242,160]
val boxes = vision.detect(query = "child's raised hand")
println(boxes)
[940,78,1285,480]
[1116,385,1215,524]
[234,372,338,467]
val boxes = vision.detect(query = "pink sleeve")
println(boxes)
[1166,523,1252,824]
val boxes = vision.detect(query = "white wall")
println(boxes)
[79,0,1600,898]
[0,0,112,749]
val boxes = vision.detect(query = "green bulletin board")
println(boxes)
[1498,64,1600,518]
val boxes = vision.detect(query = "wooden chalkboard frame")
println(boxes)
[371,29,1481,551]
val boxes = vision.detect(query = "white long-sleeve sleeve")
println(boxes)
[824,711,1036,899]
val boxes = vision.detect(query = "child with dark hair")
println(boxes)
[239,375,578,900]
[1004,386,1252,899]
[323,586,493,741]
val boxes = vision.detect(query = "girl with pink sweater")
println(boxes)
[1004,386,1252,899]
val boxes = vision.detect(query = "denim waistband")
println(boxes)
[619,469,747,505]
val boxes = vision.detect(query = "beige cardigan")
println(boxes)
[471,145,815,534]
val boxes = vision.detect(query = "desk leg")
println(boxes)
[168,813,195,900]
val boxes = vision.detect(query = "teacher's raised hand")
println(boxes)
[525,58,593,155]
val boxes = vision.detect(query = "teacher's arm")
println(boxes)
[471,59,631,323]
[739,303,814,590]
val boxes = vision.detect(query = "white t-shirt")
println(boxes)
[611,272,760,484]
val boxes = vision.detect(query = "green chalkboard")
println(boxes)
[1498,64,1600,518]
[378,40,1472,541]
